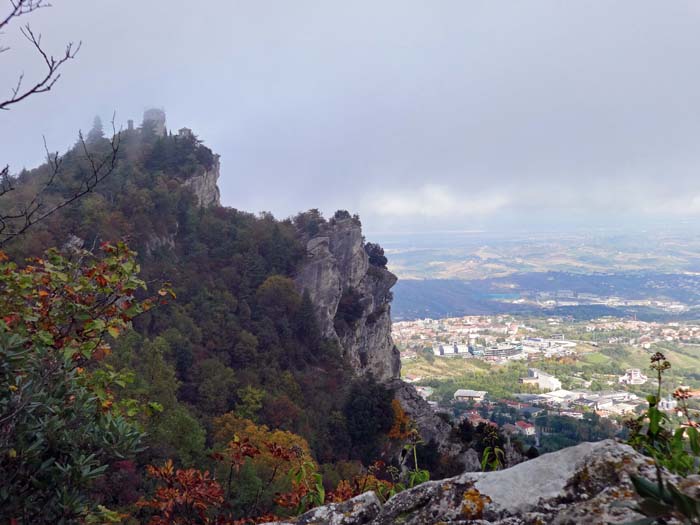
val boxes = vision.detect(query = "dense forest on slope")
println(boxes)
[1,122,416,522]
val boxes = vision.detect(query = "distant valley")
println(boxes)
[376,230,700,321]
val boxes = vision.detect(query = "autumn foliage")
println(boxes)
[0,109,440,523]
[213,413,316,481]
[0,242,170,523]
[141,437,318,524]
[138,460,224,525]
[388,399,411,440]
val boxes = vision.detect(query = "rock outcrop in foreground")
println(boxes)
[265,440,699,525]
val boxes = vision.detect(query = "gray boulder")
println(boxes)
[266,492,382,525]
[264,440,692,525]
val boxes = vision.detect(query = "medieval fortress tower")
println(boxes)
[141,108,167,136]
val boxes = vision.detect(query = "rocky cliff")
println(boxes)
[142,152,220,254]
[295,214,461,455]
[388,379,462,457]
[295,216,400,382]
[182,154,222,207]
[264,439,698,524]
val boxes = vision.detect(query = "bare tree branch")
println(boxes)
[0,1,116,248]
[1,1,78,107]
[0,116,122,248]
[1,24,80,111]
[0,0,49,33]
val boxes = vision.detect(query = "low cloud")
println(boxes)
[367,185,509,218]
[639,194,700,216]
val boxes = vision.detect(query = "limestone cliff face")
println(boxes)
[295,215,461,456]
[144,154,219,253]
[295,217,400,382]
[182,154,221,207]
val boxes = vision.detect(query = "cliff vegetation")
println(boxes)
[0,121,454,524]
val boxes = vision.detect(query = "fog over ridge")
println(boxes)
[3,0,700,232]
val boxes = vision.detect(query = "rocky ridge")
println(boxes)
[295,217,400,382]
[294,215,460,455]
[182,154,221,207]
[264,439,698,524]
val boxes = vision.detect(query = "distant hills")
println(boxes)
[376,230,700,280]
[391,273,700,321]
[375,230,700,321]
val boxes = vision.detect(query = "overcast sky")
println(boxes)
[3,1,700,233]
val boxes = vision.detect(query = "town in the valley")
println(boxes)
[393,314,699,450]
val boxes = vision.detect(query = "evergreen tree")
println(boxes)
[86,115,104,143]
[296,288,320,348]
[364,242,388,268]
[137,337,179,410]
[195,358,237,415]
[343,378,393,463]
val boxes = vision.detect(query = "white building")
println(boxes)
[433,343,470,357]
[453,389,487,403]
[607,402,638,415]
[522,368,562,391]
[618,368,648,385]
[539,389,580,406]
[658,397,678,412]
[515,421,536,436]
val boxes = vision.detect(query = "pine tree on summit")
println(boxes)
[365,242,388,268]
[86,115,105,143]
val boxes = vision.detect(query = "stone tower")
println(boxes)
[142,108,166,137]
